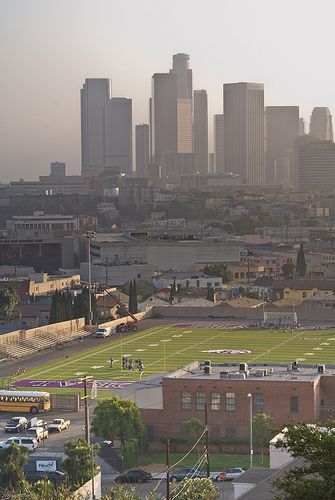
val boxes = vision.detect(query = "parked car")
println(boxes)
[29,417,47,429]
[224,467,245,481]
[5,416,28,433]
[48,419,71,432]
[0,436,38,452]
[26,426,49,442]
[95,327,113,338]
[114,470,153,483]
[170,468,206,482]
[211,471,227,482]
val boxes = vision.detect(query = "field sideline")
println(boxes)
[11,323,335,388]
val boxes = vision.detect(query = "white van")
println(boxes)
[0,436,38,452]
[95,327,113,338]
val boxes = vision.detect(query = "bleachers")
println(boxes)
[0,327,91,360]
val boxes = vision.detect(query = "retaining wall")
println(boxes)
[0,318,85,346]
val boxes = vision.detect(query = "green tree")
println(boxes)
[128,280,133,313]
[132,279,138,314]
[181,417,205,447]
[102,484,163,499]
[62,438,99,489]
[91,397,146,446]
[0,286,20,323]
[206,285,215,302]
[273,422,335,499]
[281,260,295,279]
[0,444,29,491]
[295,243,307,278]
[168,285,175,303]
[252,413,276,464]
[203,264,233,283]
[171,478,220,499]
[72,287,97,324]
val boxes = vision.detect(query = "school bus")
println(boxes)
[0,390,51,414]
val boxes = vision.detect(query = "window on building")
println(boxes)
[196,391,205,411]
[207,282,211,288]
[241,272,245,278]
[234,273,239,279]
[225,392,236,411]
[253,393,264,413]
[225,428,236,439]
[210,392,220,411]
[290,396,298,413]
[181,391,191,410]
[302,292,307,298]
[215,282,220,287]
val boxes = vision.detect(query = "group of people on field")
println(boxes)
[109,356,144,373]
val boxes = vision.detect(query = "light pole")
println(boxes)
[86,231,96,327]
[247,393,253,469]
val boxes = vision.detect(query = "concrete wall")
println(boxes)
[74,472,101,499]
[0,317,85,346]
[152,302,335,322]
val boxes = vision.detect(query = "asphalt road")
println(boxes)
[0,407,88,451]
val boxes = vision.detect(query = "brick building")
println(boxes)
[141,361,335,441]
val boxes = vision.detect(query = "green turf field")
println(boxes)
[12,324,335,385]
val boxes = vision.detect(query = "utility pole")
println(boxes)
[86,231,96,327]
[82,375,92,444]
[205,403,210,478]
[166,438,170,500]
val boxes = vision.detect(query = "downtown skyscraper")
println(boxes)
[265,106,299,185]
[224,82,264,185]
[81,78,132,176]
[150,53,194,181]
[309,107,333,141]
[135,124,150,177]
[194,90,208,174]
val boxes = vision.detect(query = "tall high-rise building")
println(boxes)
[223,82,264,185]
[171,53,193,154]
[309,107,333,141]
[136,124,150,177]
[194,90,208,173]
[214,114,224,173]
[81,78,111,175]
[104,98,132,174]
[81,78,132,176]
[295,136,335,191]
[265,106,299,185]
[151,72,177,166]
[150,53,194,182]
[172,53,192,99]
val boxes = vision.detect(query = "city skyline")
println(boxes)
[1,0,335,180]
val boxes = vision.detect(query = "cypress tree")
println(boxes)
[206,285,215,302]
[132,278,138,314]
[128,280,133,313]
[296,243,307,278]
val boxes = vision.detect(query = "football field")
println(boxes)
[11,323,335,390]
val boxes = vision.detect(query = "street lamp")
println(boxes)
[247,393,253,469]
[86,231,96,327]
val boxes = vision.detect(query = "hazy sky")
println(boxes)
[1,0,335,181]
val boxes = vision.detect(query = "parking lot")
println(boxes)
[0,407,87,451]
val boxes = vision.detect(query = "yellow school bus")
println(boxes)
[0,390,51,414]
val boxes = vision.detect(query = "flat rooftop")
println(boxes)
[167,361,335,382]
